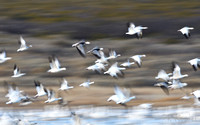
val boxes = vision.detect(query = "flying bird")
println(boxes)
[130,55,146,67]
[104,62,126,78]
[107,85,136,106]
[17,36,32,52]
[59,78,74,91]
[170,62,188,80]
[154,82,170,95]
[155,70,172,82]
[0,50,12,63]
[45,89,62,103]
[72,40,90,57]
[178,27,194,39]
[188,58,200,71]
[168,79,188,90]
[126,22,148,39]
[34,80,47,98]
[12,64,26,77]
[107,49,121,60]
[87,46,104,59]
[79,79,94,88]
[47,55,66,73]
[120,59,135,67]
[86,62,107,73]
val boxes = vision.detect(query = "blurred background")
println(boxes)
[0,0,200,106]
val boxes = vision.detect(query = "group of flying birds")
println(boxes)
[2,22,200,107]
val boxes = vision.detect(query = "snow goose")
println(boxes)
[45,89,62,103]
[0,50,11,63]
[188,58,200,71]
[191,90,200,105]
[34,80,47,98]
[86,62,107,73]
[5,84,28,104]
[154,82,170,95]
[72,40,90,57]
[95,50,109,64]
[107,49,121,60]
[168,79,187,90]
[87,46,104,59]
[130,55,146,67]
[155,69,172,82]
[170,63,188,80]
[12,64,26,77]
[17,36,32,52]
[108,85,136,106]
[59,78,74,91]
[47,55,66,73]
[79,79,94,88]
[178,27,194,39]
[120,59,135,67]
[126,22,148,39]
[104,62,126,78]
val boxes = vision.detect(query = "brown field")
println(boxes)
[0,33,199,109]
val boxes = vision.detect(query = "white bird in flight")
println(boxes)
[17,36,32,52]
[12,64,26,78]
[107,85,136,106]
[170,62,188,80]
[87,46,104,59]
[47,55,66,73]
[178,27,194,39]
[0,50,12,63]
[188,58,200,71]
[168,79,188,90]
[79,79,94,88]
[104,62,126,78]
[191,90,200,105]
[126,22,148,39]
[155,69,172,82]
[154,82,170,95]
[107,49,121,60]
[130,55,146,67]
[34,80,47,98]
[45,89,62,103]
[72,40,90,57]
[120,59,135,67]
[86,62,107,73]
[59,78,74,91]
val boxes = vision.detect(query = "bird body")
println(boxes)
[126,23,148,38]
[34,80,47,98]
[168,79,187,90]
[154,82,170,95]
[108,85,135,105]
[188,58,200,71]
[79,80,94,88]
[59,78,74,91]
[120,59,135,67]
[72,40,90,57]
[11,64,26,78]
[130,55,146,67]
[104,62,126,78]
[170,63,188,80]
[45,89,62,103]
[155,70,172,82]
[87,46,104,59]
[0,50,12,63]
[86,62,107,73]
[17,36,32,52]
[178,27,194,39]
[47,55,66,73]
